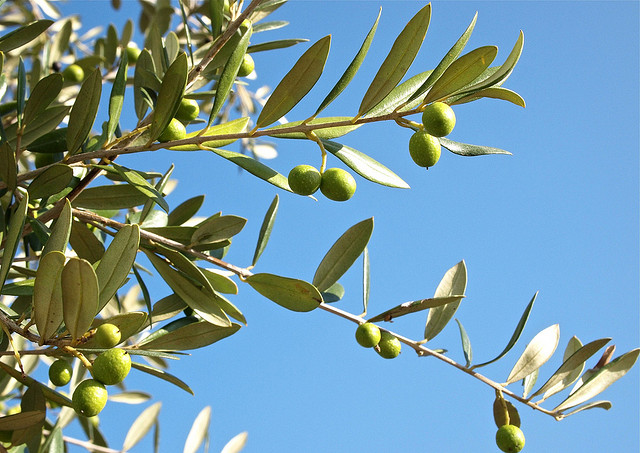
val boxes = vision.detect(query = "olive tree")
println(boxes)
[0,0,636,451]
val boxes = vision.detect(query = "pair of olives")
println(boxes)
[408,101,456,169]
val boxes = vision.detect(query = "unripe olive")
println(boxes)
[62,64,85,83]
[320,168,356,202]
[495,425,525,453]
[355,323,381,348]
[175,98,200,123]
[72,379,108,417]
[408,130,441,168]
[288,164,322,195]
[92,348,131,385]
[48,359,73,387]
[376,331,401,359]
[94,323,121,349]
[158,118,187,142]
[421,102,456,137]
[237,54,255,77]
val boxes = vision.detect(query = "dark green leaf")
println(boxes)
[207,147,292,191]
[167,195,205,226]
[364,70,432,118]
[256,35,331,128]
[16,58,26,129]
[106,50,128,141]
[0,193,29,289]
[32,251,65,342]
[471,292,537,370]
[357,4,431,116]
[137,318,240,351]
[314,9,380,116]
[439,137,512,156]
[0,411,45,430]
[66,69,103,155]
[73,184,151,210]
[323,140,409,188]
[247,39,308,54]
[313,218,374,292]
[7,105,70,150]
[130,362,193,394]
[61,257,99,340]
[450,87,525,108]
[252,194,279,266]
[0,142,17,191]
[246,273,322,312]
[368,296,465,323]
[23,73,63,126]
[190,215,247,246]
[150,52,188,142]
[111,162,169,212]
[321,282,344,303]
[456,318,473,368]
[0,20,53,52]
[27,164,73,199]
[424,260,468,341]
[25,127,68,154]
[133,50,158,120]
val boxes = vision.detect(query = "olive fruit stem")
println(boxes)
[305,131,328,173]
[62,346,93,370]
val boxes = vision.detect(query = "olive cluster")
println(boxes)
[408,102,456,169]
[355,322,402,359]
[288,165,357,202]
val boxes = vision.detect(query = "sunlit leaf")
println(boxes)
[66,69,102,155]
[368,296,465,323]
[105,50,128,141]
[27,164,73,199]
[264,117,361,140]
[191,215,247,246]
[247,38,308,54]
[364,70,432,118]
[150,52,188,142]
[493,395,521,428]
[456,318,473,368]
[450,87,525,108]
[73,184,151,210]
[32,251,65,342]
[522,369,538,398]
[122,402,162,452]
[256,35,331,128]
[221,432,248,453]
[424,260,467,341]
[313,218,374,292]
[357,4,431,116]
[61,257,99,340]
[167,195,205,226]
[108,391,152,404]
[184,406,211,453]
[137,318,241,351]
[362,246,370,315]
[206,147,291,191]
[562,400,612,417]
[168,117,249,150]
[130,362,193,394]
[554,348,640,412]
[0,20,53,52]
[506,324,560,385]
[252,194,279,266]
[111,163,169,212]
[246,273,322,312]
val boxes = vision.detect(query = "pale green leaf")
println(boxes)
[184,406,211,453]
[122,402,162,452]
[246,273,322,312]
[168,117,249,150]
[368,296,465,323]
[61,257,99,340]
[221,432,248,453]
[73,184,151,210]
[424,260,467,341]
[23,73,63,126]
[506,324,560,385]
[207,147,291,191]
[69,220,105,264]
[130,362,193,394]
[106,51,128,141]
[32,251,65,342]
[167,195,205,226]
[264,117,361,140]
[41,199,72,255]
[0,193,29,289]
[111,163,169,212]
[440,137,512,157]
[190,215,247,246]
[150,52,188,142]
[137,319,241,351]
[0,20,53,52]
[562,400,612,417]
[456,318,473,368]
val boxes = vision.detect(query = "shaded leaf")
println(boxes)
[111,162,169,212]
[368,296,465,322]
[137,319,241,351]
[130,362,193,394]
[471,292,537,370]
[323,140,409,188]
[66,69,102,155]
[167,195,205,226]
[8,105,69,150]
[424,260,467,341]
[562,400,612,417]
[184,406,211,453]
[423,46,498,104]
[122,402,162,452]
[23,73,63,126]
[313,218,374,292]
[73,184,151,209]
[256,35,331,128]
[95,224,140,310]
[27,164,73,199]
[0,360,73,407]
[247,38,308,54]
[61,257,99,340]
[554,348,640,412]
[506,324,560,385]
[25,127,68,154]
[450,87,526,108]
[106,50,128,141]
[357,4,431,116]
[133,50,158,120]
[321,282,344,303]
[200,268,238,295]
[190,215,247,246]
[150,52,188,142]
[108,391,152,404]
[362,246,370,315]
[246,273,322,312]
[493,396,520,428]
[69,220,105,264]
[0,142,17,191]
[456,318,473,368]
[0,20,53,52]
[314,9,380,116]
[207,147,291,191]
[364,70,432,118]
[0,193,29,289]
[522,369,538,398]
[252,194,278,266]
[32,251,65,342]
[0,411,45,430]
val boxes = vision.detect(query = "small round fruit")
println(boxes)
[49,359,73,387]
[421,101,456,137]
[125,45,141,65]
[51,61,62,72]
[72,379,107,417]
[496,425,525,453]
[409,130,441,168]
[320,168,356,202]
[91,348,131,385]
[288,164,322,195]
[376,331,401,359]
[175,98,200,123]
[158,118,187,142]
[62,64,85,83]
[94,323,121,349]
[355,323,381,348]
[237,54,255,77]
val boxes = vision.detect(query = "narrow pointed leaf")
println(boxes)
[122,402,162,452]
[130,362,193,394]
[7,105,70,150]
[27,164,73,199]
[61,257,99,340]
[471,292,537,370]
[95,224,140,310]
[554,348,640,412]
[168,117,249,150]
[523,369,538,398]
[532,337,611,401]
[321,282,344,303]
[16,58,26,129]
[184,406,211,453]
[208,27,252,126]
[252,194,279,266]
[23,73,63,126]
[200,268,238,295]
[73,184,151,210]
[256,35,331,128]
[424,260,467,341]
[562,401,612,417]
[440,137,512,157]
[207,147,291,191]
[364,70,432,118]
[32,251,65,342]
[314,8,380,116]
[247,38,308,54]
[191,215,247,246]
[66,69,102,155]
[167,195,205,226]
[106,51,128,141]
[362,246,370,315]
[405,12,477,107]
[221,432,248,453]
[368,296,465,323]
[456,319,473,368]
[0,20,53,52]
[41,199,72,255]
[246,273,322,312]
[133,50,157,120]
[0,142,17,191]
[313,218,374,292]
[423,46,497,104]
[323,140,409,188]
[449,87,526,108]
[0,193,29,289]
[137,319,240,351]
[0,411,45,430]
[358,4,431,116]
[111,163,169,212]
[506,324,560,385]
[150,52,188,142]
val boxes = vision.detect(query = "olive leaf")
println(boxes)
[122,402,162,452]
[22,73,63,126]
[424,260,467,341]
[246,273,322,312]
[221,432,249,453]
[69,220,105,264]
[167,195,205,226]
[264,117,360,140]
[130,362,193,394]
[73,184,151,210]
[256,35,331,128]
[439,137,512,157]
[362,246,370,315]
[562,401,612,417]
[168,117,249,150]
[0,142,17,192]
[449,87,526,108]
[364,70,433,118]
[506,324,560,385]
[61,257,99,341]
[184,406,211,453]
[207,147,291,191]
[313,218,374,293]
[66,69,102,155]
[137,318,240,351]
[41,199,72,256]
[111,163,169,212]
[456,319,473,368]
[0,20,53,52]
[357,4,431,117]
[27,164,73,200]
[252,194,279,267]
[105,50,128,142]
[0,193,29,289]
[32,251,65,342]
[149,52,188,142]
[247,38,308,54]
[190,215,247,246]
[368,296,465,323]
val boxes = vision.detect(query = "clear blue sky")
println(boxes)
[52,1,639,452]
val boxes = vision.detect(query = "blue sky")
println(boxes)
[51,1,639,452]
